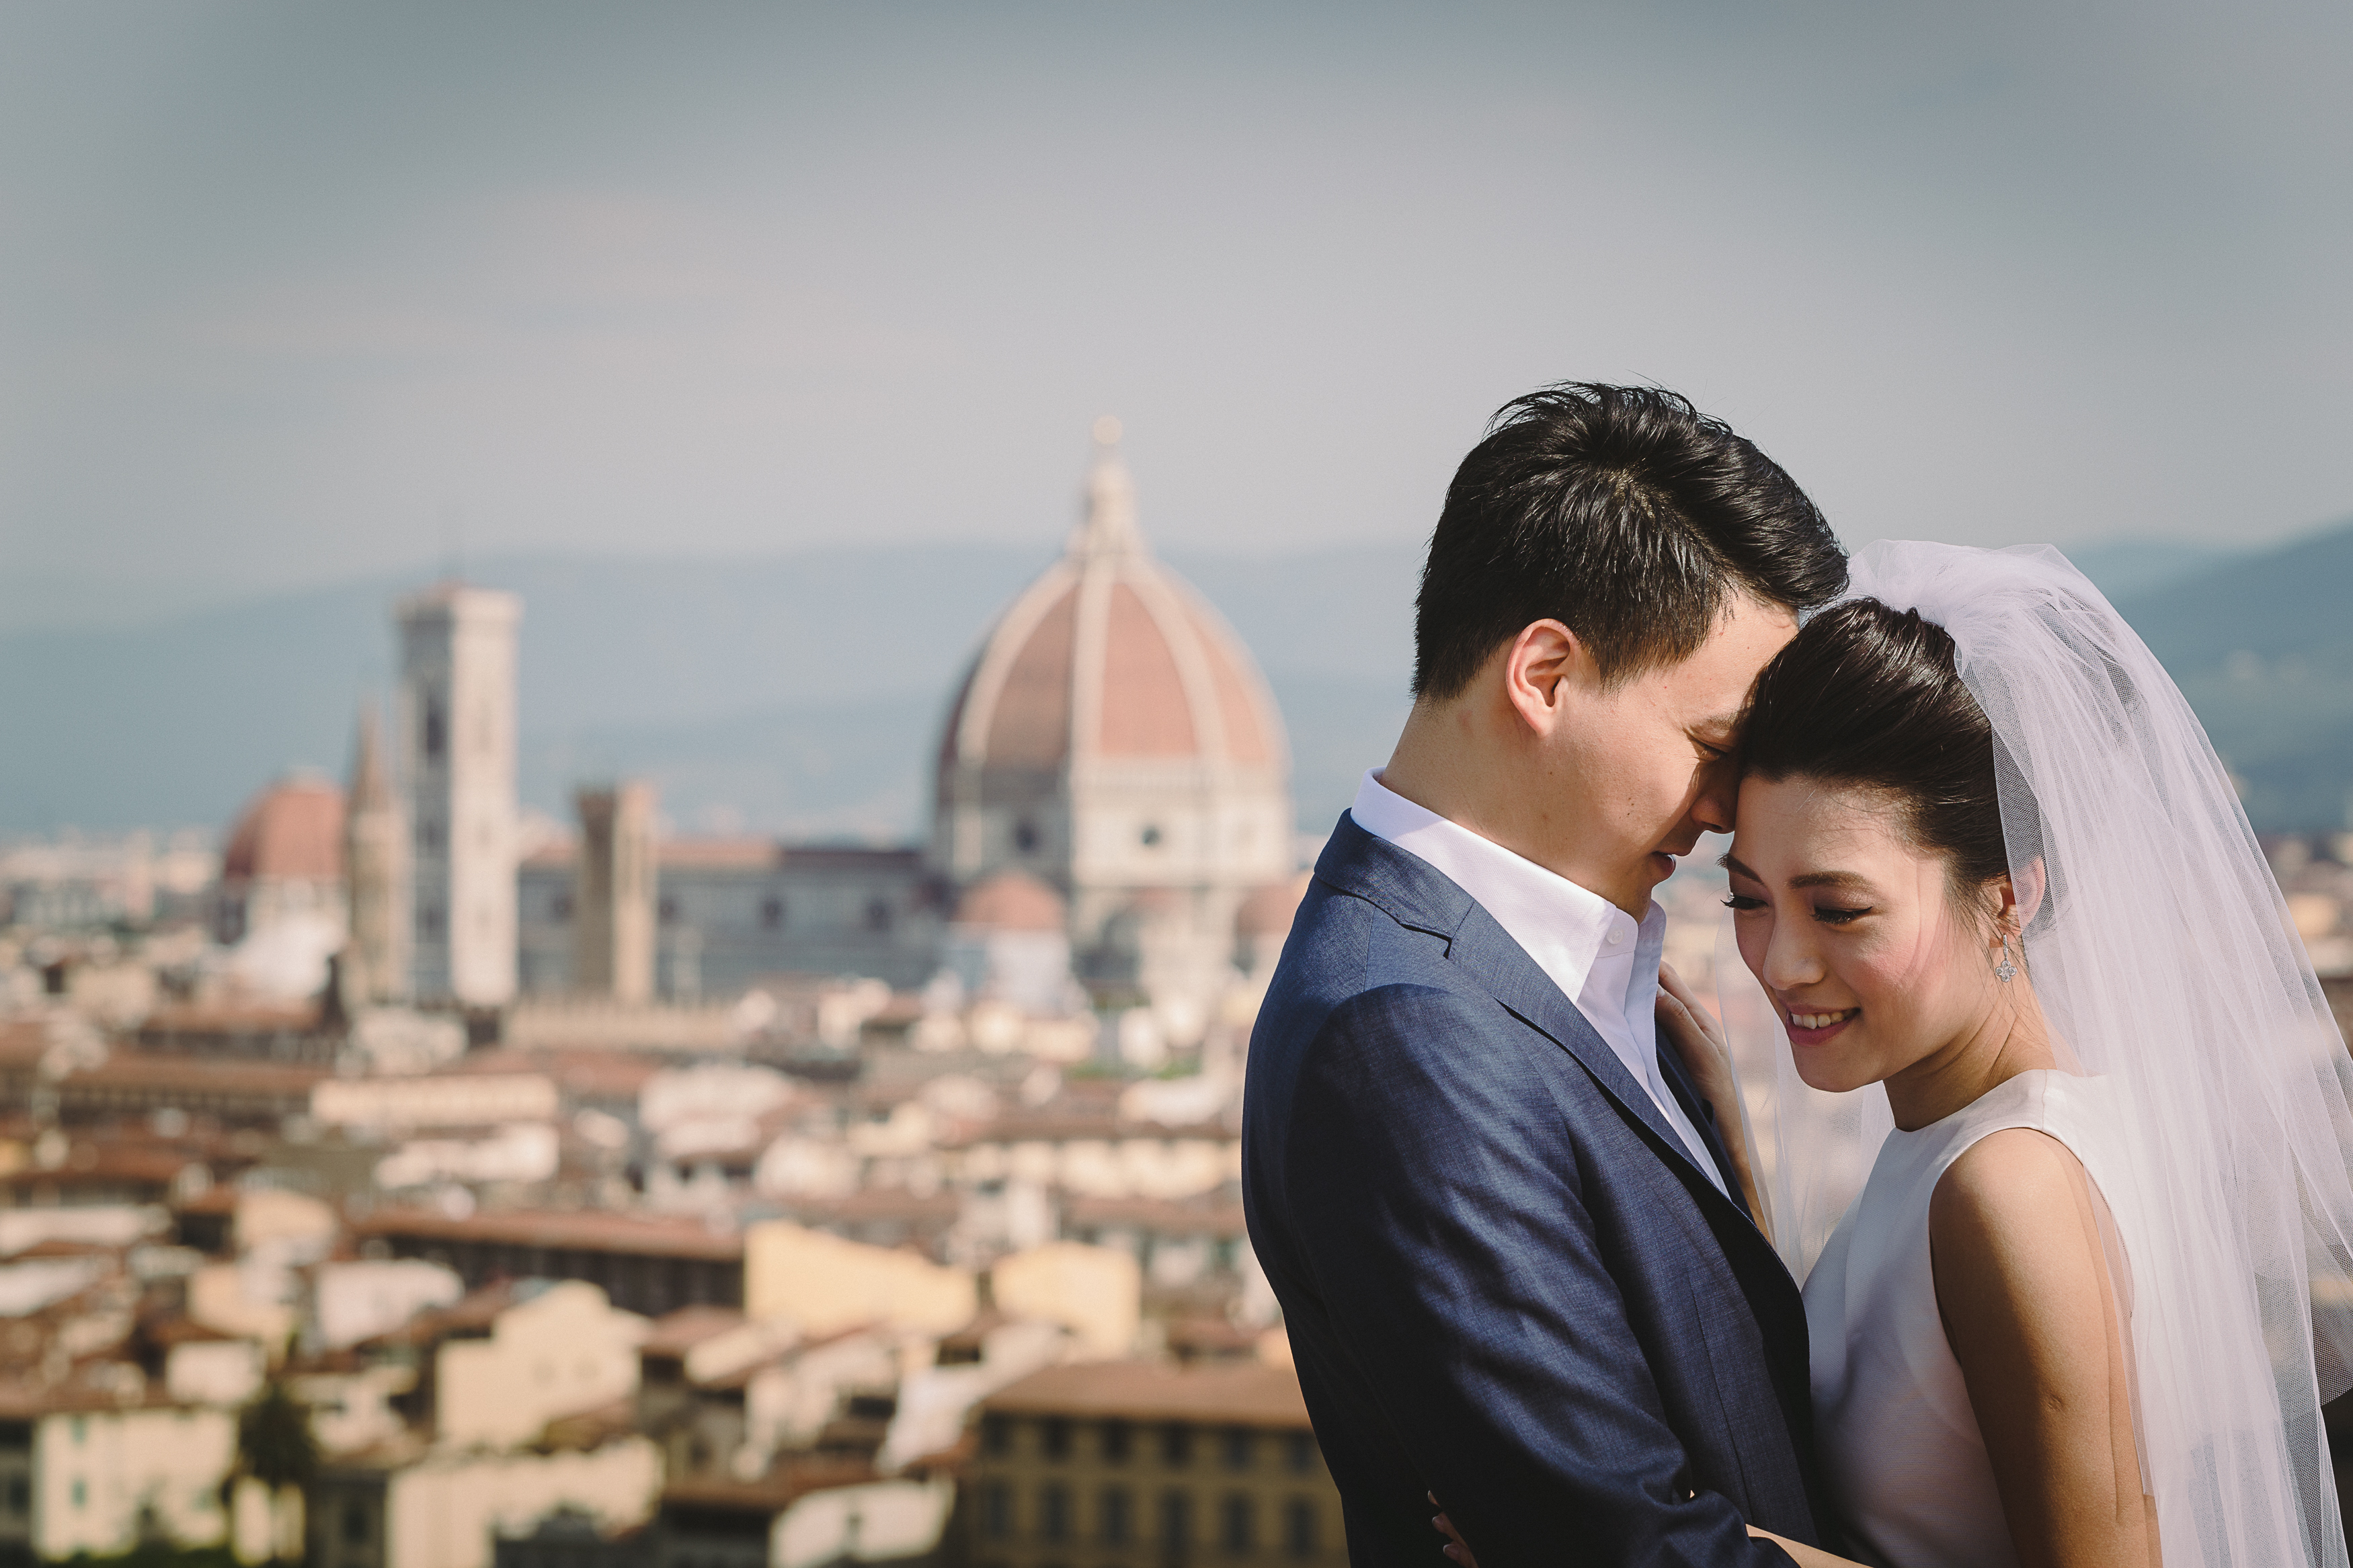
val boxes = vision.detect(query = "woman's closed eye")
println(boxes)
[1722,892,1765,912]
[1810,904,1872,925]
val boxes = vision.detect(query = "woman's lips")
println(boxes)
[1783,1005,1860,1044]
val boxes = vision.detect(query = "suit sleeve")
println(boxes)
[1284,983,1795,1567]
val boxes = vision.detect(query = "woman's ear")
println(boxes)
[2009,856,2048,930]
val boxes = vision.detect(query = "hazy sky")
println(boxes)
[3,1,2347,628]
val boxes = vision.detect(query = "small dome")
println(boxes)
[1236,872,1312,938]
[937,433,1287,785]
[222,774,346,884]
[952,870,1068,933]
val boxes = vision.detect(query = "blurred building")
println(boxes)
[518,840,941,999]
[932,425,1293,1029]
[213,772,346,999]
[967,1360,1344,1568]
[344,700,411,1007]
[574,784,658,1003]
[399,583,522,1008]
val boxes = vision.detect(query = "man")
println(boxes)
[1242,384,1847,1566]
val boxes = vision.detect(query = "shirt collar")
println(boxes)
[1349,769,1659,1005]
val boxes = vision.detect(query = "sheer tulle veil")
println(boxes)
[1716,540,2353,1567]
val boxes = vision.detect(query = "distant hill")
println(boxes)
[2112,518,2353,833]
[5,524,2340,842]
[0,544,1419,841]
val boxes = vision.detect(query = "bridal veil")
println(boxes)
[1718,540,2353,1567]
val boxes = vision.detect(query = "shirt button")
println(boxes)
[1606,929,1624,946]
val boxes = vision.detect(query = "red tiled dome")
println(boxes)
[938,440,1286,784]
[952,870,1069,932]
[1235,872,1313,938]
[222,774,346,884]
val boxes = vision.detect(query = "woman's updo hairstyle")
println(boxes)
[1742,598,2023,911]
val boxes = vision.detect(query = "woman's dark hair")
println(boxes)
[1412,383,1847,699]
[1742,599,2022,905]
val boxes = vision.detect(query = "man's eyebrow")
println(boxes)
[1693,710,1742,740]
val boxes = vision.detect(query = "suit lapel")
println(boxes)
[1314,815,1754,1227]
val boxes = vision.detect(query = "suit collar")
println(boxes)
[1314,813,1748,1216]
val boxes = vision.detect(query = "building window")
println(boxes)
[1101,1418,1132,1463]
[1221,1428,1254,1471]
[760,896,785,930]
[658,896,680,925]
[1100,1485,1133,1545]
[1139,823,1163,848]
[1014,819,1039,853]
[1160,1422,1193,1467]
[550,894,571,921]
[1159,1491,1191,1553]
[423,695,446,760]
[1041,1417,1072,1460]
[417,905,444,939]
[865,898,893,932]
[71,1479,85,1510]
[1285,1432,1317,1474]
[1039,1482,1072,1544]
[1284,1498,1318,1558]
[982,1415,1012,1456]
[981,1481,1012,1539]
[342,1501,370,1544]
[1221,1495,1255,1555]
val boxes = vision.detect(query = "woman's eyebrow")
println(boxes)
[1718,852,1759,880]
[1717,854,1873,894]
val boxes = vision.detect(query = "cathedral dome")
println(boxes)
[222,774,346,885]
[936,427,1286,788]
[951,870,1068,933]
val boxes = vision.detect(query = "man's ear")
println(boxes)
[1503,620,1587,735]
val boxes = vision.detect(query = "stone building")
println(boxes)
[214,772,346,999]
[344,700,411,1007]
[967,1360,1345,1568]
[932,424,1293,1030]
[399,583,522,1007]
[573,783,658,1003]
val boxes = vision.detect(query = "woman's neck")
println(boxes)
[1882,985,2058,1131]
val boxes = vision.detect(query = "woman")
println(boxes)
[1442,542,2353,1567]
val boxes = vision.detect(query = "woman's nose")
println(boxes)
[1761,922,1825,992]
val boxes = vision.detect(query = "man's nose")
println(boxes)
[1691,761,1738,836]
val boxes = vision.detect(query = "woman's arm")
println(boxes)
[1931,1128,2157,1568]
[1655,962,1771,1239]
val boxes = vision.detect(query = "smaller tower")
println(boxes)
[572,782,657,1003]
[342,701,410,1007]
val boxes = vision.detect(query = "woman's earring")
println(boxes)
[1994,934,2018,984]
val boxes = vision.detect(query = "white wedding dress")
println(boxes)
[1722,541,2353,1568]
[1803,1070,2133,1568]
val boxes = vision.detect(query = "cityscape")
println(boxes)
[6,5,2350,1566]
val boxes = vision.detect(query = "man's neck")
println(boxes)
[1382,698,1592,891]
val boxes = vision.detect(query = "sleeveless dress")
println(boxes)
[1803,1070,2132,1568]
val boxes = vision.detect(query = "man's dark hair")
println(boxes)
[1412,383,1846,699]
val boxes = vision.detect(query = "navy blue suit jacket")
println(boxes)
[1242,815,1831,1567]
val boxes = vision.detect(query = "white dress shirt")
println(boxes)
[1349,769,1726,1194]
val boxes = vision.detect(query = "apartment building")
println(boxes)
[968,1361,1344,1568]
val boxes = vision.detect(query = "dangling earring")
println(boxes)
[1994,933,2018,984]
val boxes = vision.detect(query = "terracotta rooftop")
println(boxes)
[641,1305,747,1359]
[222,774,345,884]
[1236,872,1313,938]
[356,1206,745,1263]
[951,870,1066,933]
[61,1055,329,1096]
[983,1360,1310,1426]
